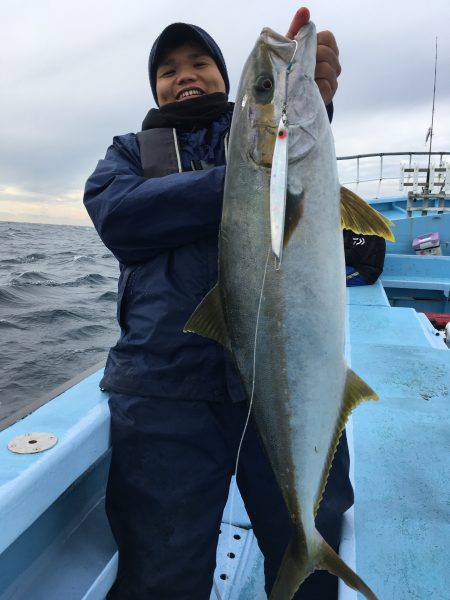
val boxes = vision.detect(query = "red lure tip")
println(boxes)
[278,130,287,139]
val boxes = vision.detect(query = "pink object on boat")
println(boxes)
[412,232,442,255]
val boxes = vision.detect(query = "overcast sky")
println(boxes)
[1,0,450,225]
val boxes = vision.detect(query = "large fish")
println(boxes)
[185,21,393,600]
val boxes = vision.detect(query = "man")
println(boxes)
[84,8,350,599]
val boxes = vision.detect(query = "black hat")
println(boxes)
[149,22,230,106]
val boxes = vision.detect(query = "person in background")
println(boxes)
[344,230,387,286]
[84,7,350,600]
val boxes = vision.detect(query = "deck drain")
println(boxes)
[7,432,58,454]
[220,574,228,580]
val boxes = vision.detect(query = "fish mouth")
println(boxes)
[261,24,314,45]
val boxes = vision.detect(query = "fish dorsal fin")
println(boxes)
[183,284,231,349]
[314,368,378,516]
[340,186,395,242]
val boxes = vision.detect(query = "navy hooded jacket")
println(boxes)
[83,110,248,401]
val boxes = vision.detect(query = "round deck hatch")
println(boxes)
[7,432,58,454]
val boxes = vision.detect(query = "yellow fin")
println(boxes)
[340,186,395,242]
[314,368,377,516]
[183,284,230,349]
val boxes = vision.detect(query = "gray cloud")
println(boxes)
[2,0,450,224]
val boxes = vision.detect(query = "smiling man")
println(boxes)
[84,9,351,600]
[155,45,226,103]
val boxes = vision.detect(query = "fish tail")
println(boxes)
[268,535,313,600]
[318,539,379,600]
[269,534,379,600]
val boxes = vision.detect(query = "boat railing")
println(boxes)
[336,151,450,198]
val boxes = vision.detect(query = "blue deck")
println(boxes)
[1,278,448,599]
[0,196,449,599]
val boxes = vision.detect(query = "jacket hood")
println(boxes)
[148,22,230,106]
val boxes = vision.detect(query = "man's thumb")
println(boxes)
[286,7,310,39]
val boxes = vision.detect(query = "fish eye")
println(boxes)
[254,75,273,92]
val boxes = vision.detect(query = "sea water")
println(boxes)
[0,220,119,423]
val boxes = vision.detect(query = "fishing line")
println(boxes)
[224,245,271,592]
[282,39,298,117]
[223,35,297,594]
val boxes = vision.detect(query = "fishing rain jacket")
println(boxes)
[83,110,248,401]
[83,100,374,402]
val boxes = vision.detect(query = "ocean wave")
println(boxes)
[0,287,28,305]
[64,324,108,340]
[98,291,117,302]
[64,273,110,287]
[0,253,46,265]
[25,252,46,262]
[9,272,113,288]
[16,308,87,325]
[10,271,56,286]
[73,255,95,263]
[0,319,25,330]
[73,346,108,355]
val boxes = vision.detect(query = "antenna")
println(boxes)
[426,36,438,191]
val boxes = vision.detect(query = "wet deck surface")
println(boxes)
[0,282,449,599]
[340,284,450,600]
[213,281,450,599]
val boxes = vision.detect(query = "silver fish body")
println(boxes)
[186,22,383,600]
[223,25,345,506]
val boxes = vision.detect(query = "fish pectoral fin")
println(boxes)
[283,187,304,247]
[344,367,378,407]
[183,283,231,349]
[340,185,395,242]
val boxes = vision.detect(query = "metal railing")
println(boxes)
[336,151,450,197]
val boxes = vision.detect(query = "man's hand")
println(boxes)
[287,7,341,106]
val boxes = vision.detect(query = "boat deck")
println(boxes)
[1,275,449,599]
[1,194,450,598]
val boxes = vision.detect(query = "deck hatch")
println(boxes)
[7,431,58,454]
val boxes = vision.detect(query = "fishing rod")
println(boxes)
[425,36,438,191]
